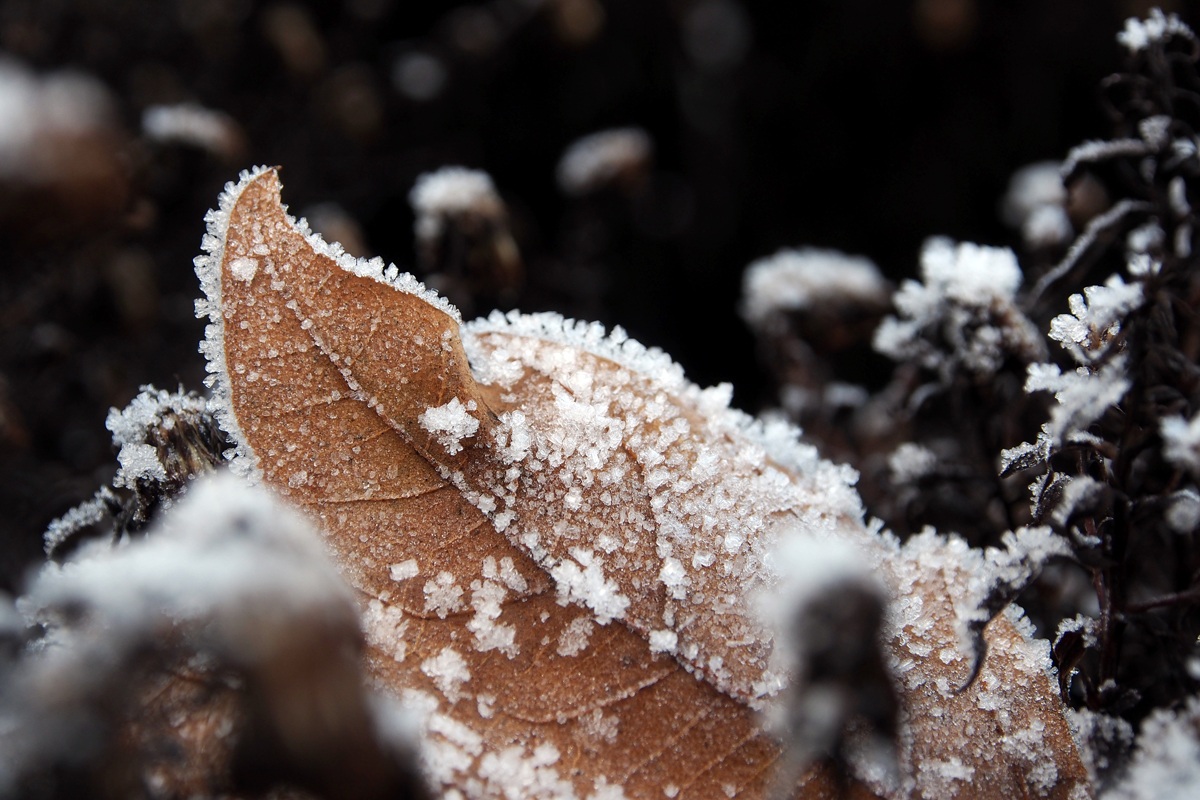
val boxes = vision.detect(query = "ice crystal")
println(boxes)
[1048,275,1144,364]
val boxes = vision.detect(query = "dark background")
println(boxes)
[0,0,1192,592]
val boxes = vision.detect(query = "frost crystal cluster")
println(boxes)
[873,237,1045,381]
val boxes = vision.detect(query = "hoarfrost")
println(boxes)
[756,532,880,677]
[391,559,420,582]
[194,167,459,477]
[1165,490,1200,533]
[1025,358,1131,445]
[1062,140,1150,177]
[114,442,167,488]
[999,430,1052,477]
[23,472,354,639]
[1104,696,1200,800]
[873,238,1045,381]
[549,548,630,625]
[555,615,595,657]
[420,397,481,455]
[463,308,868,703]
[476,741,577,800]
[740,248,889,327]
[648,629,678,654]
[1001,162,1073,248]
[105,385,209,447]
[420,647,472,702]
[1048,275,1144,364]
[42,486,118,556]
[1161,413,1200,475]
[1116,8,1194,54]
[424,571,466,619]
[142,102,243,159]
[556,127,652,196]
[888,443,938,485]
[1052,477,1105,528]
[7,473,363,795]
[409,166,503,242]
[0,57,116,185]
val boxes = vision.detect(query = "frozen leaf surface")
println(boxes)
[195,168,1090,800]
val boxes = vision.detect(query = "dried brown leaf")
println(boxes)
[194,167,1092,800]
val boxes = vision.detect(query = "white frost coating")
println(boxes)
[1048,275,1144,364]
[0,57,116,183]
[363,598,409,662]
[464,310,688,395]
[424,571,465,618]
[1162,413,1200,476]
[1062,139,1151,177]
[409,166,503,242]
[549,548,630,625]
[114,443,167,488]
[419,398,480,455]
[555,615,595,657]
[1166,489,1200,534]
[1025,358,1131,445]
[648,629,677,653]
[142,102,242,158]
[194,165,281,481]
[23,471,355,656]
[229,256,257,282]
[193,167,461,479]
[420,647,472,702]
[739,247,889,326]
[42,486,118,555]
[467,578,517,657]
[1116,8,1194,53]
[1001,162,1067,227]
[556,127,652,196]
[873,237,1045,381]
[1001,162,1073,248]
[390,559,420,581]
[105,385,209,447]
[888,442,937,485]
[476,741,577,800]
[463,308,868,703]
[1104,696,1200,800]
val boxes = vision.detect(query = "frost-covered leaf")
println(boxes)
[195,168,1091,799]
[1048,275,1144,364]
[1025,358,1131,445]
[999,430,1052,478]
